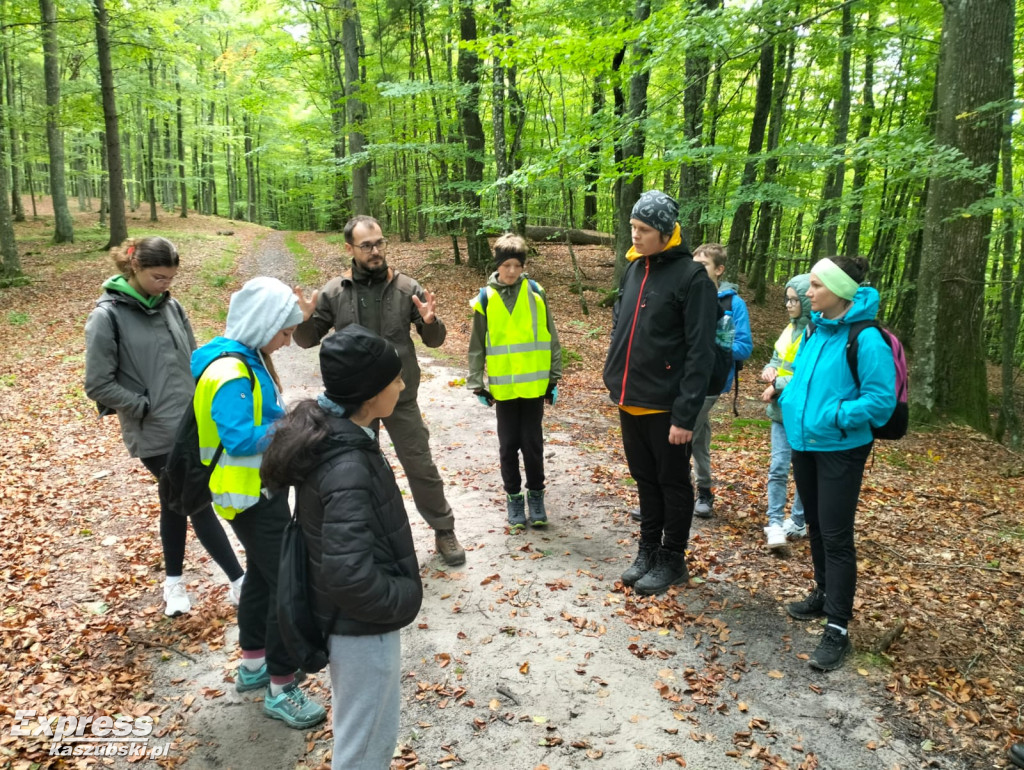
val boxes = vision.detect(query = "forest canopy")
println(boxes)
[0,0,1020,440]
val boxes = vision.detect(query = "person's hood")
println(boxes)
[275,412,377,485]
[101,274,166,310]
[487,272,527,294]
[811,285,880,330]
[223,277,303,350]
[786,273,812,322]
[190,337,260,379]
[718,282,739,299]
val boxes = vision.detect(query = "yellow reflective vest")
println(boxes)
[194,357,263,520]
[472,280,552,400]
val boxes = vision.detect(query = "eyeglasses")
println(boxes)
[354,238,388,255]
[784,297,800,306]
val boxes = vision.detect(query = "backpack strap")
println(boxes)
[202,352,256,469]
[844,319,887,391]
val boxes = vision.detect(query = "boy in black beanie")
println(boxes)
[467,234,562,531]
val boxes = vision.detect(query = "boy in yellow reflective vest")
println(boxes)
[467,234,562,531]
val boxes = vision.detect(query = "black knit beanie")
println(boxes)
[630,190,680,236]
[320,325,402,407]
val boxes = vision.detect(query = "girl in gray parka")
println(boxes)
[84,237,244,617]
[758,273,811,549]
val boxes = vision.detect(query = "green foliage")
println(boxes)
[6,311,30,326]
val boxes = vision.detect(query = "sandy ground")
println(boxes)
[130,233,950,770]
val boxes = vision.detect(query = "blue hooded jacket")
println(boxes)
[778,286,896,452]
[718,282,753,394]
[190,277,301,456]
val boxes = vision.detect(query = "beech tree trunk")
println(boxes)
[39,0,73,242]
[725,42,773,281]
[910,0,1014,432]
[457,0,492,269]
[342,0,369,217]
[92,0,127,249]
[613,0,651,285]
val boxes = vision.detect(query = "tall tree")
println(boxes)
[2,21,24,222]
[724,41,773,280]
[38,0,73,242]
[811,2,853,259]
[0,76,18,278]
[613,0,652,283]
[342,0,369,216]
[677,0,718,246]
[92,0,127,249]
[457,0,491,268]
[910,0,1014,431]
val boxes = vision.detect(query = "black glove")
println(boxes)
[474,389,495,407]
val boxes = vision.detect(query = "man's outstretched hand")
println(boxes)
[412,290,437,324]
[294,286,319,321]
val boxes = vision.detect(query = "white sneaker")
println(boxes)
[764,524,787,550]
[163,580,191,617]
[228,574,245,607]
[782,519,807,539]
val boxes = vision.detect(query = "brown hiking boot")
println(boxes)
[434,529,466,566]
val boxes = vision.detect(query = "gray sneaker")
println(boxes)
[693,487,714,519]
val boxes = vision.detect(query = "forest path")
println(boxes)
[143,229,942,770]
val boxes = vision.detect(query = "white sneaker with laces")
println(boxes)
[764,524,787,550]
[163,580,191,617]
[228,575,245,606]
[782,519,807,539]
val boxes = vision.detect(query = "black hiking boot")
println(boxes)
[786,587,827,620]
[634,549,688,596]
[621,542,659,587]
[693,487,714,519]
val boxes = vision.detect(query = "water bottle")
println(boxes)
[716,313,734,350]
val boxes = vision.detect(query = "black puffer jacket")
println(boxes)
[293,414,422,636]
[603,244,718,431]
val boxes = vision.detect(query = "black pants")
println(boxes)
[791,443,872,627]
[619,410,694,553]
[140,454,244,581]
[495,396,546,494]
[228,492,296,676]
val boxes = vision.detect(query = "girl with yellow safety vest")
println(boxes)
[759,273,811,550]
[190,276,326,730]
[467,234,562,531]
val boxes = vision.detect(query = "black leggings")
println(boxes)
[139,454,244,581]
[790,443,872,627]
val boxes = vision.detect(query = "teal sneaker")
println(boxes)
[263,682,327,729]
[235,663,270,693]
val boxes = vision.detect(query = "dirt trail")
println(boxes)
[141,232,941,770]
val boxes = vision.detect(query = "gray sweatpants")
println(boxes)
[329,632,402,770]
[691,395,720,489]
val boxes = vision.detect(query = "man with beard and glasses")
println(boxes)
[293,215,466,567]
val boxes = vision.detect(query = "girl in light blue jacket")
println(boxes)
[778,257,896,672]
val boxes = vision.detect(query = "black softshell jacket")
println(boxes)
[602,244,718,431]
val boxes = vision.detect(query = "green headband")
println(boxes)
[811,258,860,301]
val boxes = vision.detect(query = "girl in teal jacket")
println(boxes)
[778,257,896,672]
